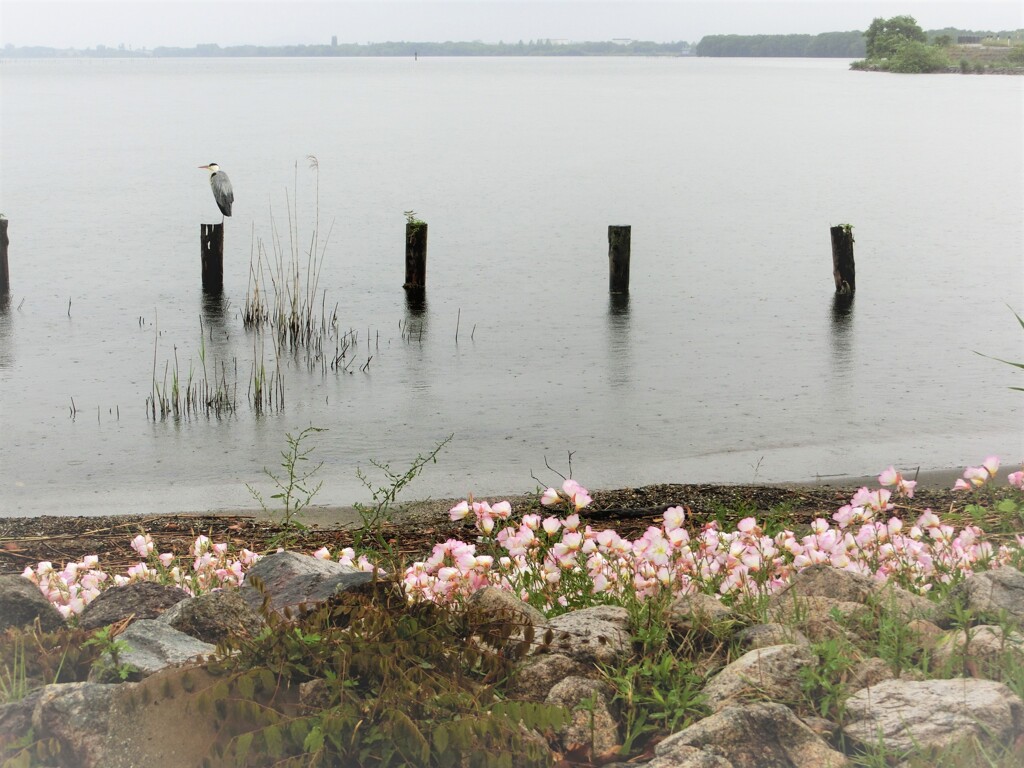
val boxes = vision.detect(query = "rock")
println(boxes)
[0,688,43,752]
[466,586,548,655]
[0,575,65,632]
[772,564,935,621]
[842,678,1024,754]
[703,644,816,712]
[545,676,619,756]
[31,681,123,767]
[655,702,847,767]
[508,653,595,702]
[667,593,738,641]
[734,623,810,651]
[931,624,1024,679]
[645,745,734,768]
[768,596,865,642]
[905,618,944,658]
[847,657,894,693]
[78,581,189,631]
[158,589,264,644]
[537,605,631,666]
[944,566,1024,626]
[87,619,215,683]
[239,551,374,616]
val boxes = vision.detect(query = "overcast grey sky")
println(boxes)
[1,1,1020,49]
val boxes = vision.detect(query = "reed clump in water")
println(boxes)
[242,156,371,376]
[146,318,240,421]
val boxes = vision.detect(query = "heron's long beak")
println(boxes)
[198,165,210,170]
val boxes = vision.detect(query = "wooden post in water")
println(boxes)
[0,217,9,294]
[830,224,855,294]
[608,225,631,294]
[200,223,224,293]
[404,220,428,289]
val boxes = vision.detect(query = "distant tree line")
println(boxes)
[1,39,693,58]
[695,31,866,57]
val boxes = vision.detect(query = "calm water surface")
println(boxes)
[0,57,1021,516]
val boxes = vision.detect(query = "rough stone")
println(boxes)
[78,581,190,631]
[703,644,816,712]
[508,652,595,702]
[239,551,374,616]
[768,596,866,641]
[545,676,619,756]
[645,745,734,768]
[667,593,738,640]
[538,605,631,666]
[847,657,895,693]
[88,619,215,683]
[158,588,265,644]
[466,585,548,654]
[655,701,847,768]
[0,574,66,632]
[734,623,810,651]
[31,681,123,767]
[0,688,43,752]
[931,624,1024,679]
[843,678,1024,754]
[772,564,935,621]
[944,566,1024,626]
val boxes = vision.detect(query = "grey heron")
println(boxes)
[199,163,234,220]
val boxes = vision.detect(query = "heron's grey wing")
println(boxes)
[211,172,234,216]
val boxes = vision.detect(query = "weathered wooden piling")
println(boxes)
[200,223,224,293]
[830,224,855,294]
[608,225,631,294]
[404,220,428,289]
[0,216,9,294]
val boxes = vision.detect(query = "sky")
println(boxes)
[1,0,1021,49]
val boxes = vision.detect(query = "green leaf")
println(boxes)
[303,725,325,753]
[233,732,253,767]
[432,723,450,754]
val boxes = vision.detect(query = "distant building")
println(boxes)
[611,38,633,46]
[549,39,571,46]
[331,36,337,47]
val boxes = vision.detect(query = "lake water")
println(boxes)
[0,56,1021,517]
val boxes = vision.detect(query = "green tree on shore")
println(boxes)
[865,15,927,58]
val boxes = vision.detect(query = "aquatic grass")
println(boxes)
[146,317,241,421]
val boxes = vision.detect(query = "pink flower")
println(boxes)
[540,487,560,507]
[1009,470,1024,490]
[131,534,154,558]
[663,506,686,531]
[449,500,470,521]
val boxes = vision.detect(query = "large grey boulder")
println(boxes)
[654,702,847,768]
[465,585,548,655]
[78,581,190,630]
[31,682,123,767]
[842,678,1024,754]
[158,588,265,644]
[239,551,374,616]
[545,676,620,756]
[536,605,632,666]
[0,575,65,632]
[667,593,738,641]
[87,619,215,683]
[508,652,595,702]
[931,624,1024,679]
[734,623,810,651]
[943,566,1024,626]
[702,644,816,712]
[771,564,935,621]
